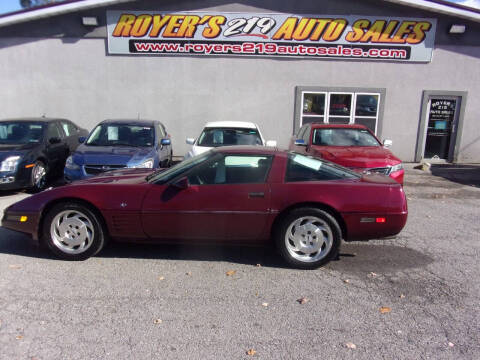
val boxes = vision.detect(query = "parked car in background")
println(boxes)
[184,121,277,159]
[0,118,88,191]
[290,124,404,184]
[3,146,407,269]
[64,119,172,182]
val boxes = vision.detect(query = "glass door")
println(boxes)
[424,98,459,160]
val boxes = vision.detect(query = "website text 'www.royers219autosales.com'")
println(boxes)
[129,41,410,59]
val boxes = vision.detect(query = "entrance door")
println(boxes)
[423,97,460,161]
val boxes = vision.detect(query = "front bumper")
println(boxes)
[389,169,404,185]
[0,172,30,191]
[2,209,40,241]
[64,167,93,182]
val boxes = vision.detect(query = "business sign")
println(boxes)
[107,11,436,62]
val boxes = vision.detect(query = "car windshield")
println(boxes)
[197,127,262,147]
[312,128,380,147]
[0,122,45,144]
[148,151,213,184]
[86,124,154,147]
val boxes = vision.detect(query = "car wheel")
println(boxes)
[43,202,106,260]
[276,208,341,269]
[30,161,48,192]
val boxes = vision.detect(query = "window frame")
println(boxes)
[328,92,354,120]
[353,92,381,134]
[295,87,386,136]
[301,91,327,121]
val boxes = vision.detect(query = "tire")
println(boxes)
[29,160,48,192]
[42,202,106,260]
[275,208,341,269]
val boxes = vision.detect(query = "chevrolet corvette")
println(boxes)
[2,146,407,269]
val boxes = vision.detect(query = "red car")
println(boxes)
[290,124,404,184]
[1,146,407,269]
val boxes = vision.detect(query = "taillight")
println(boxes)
[376,217,386,223]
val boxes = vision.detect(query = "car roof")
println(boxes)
[99,119,160,127]
[204,121,258,129]
[212,145,280,156]
[0,117,67,123]
[309,123,369,130]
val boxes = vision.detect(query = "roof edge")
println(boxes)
[0,0,133,28]
[381,0,480,22]
[0,0,479,28]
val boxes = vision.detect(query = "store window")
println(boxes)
[298,87,384,134]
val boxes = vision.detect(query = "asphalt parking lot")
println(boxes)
[0,165,479,360]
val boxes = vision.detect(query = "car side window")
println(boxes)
[61,121,77,137]
[155,124,165,138]
[297,125,307,139]
[47,123,63,140]
[188,155,273,185]
[285,153,358,182]
[302,125,311,144]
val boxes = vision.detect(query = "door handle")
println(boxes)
[248,192,265,198]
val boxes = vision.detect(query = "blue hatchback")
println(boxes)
[64,119,172,181]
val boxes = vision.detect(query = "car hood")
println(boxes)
[311,146,401,168]
[0,143,38,161]
[71,168,158,185]
[74,144,154,165]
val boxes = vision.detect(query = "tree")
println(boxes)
[20,0,63,9]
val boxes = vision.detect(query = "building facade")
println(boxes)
[0,0,479,162]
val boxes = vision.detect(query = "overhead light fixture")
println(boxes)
[82,17,98,26]
[449,24,466,34]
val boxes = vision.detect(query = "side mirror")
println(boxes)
[172,176,189,190]
[265,140,277,147]
[294,139,307,146]
[161,138,171,146]
[383,139,393,148]
[78,136,86,143]
[186,138,195,145]
[49,137,61,144]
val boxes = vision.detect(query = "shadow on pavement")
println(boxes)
[0,225,433,272]
[100,241,287,268]
[430,164,480,188]
[332,242,434,275]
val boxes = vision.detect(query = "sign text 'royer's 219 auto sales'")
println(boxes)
[106,11,437,62]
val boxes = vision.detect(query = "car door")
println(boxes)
[141,153,272,242]
[45,122,68,171]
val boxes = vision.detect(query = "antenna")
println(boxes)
[137,113,140,120]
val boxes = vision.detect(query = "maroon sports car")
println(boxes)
[2,146,407,269]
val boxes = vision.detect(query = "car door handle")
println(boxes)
[248,192,265,198]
